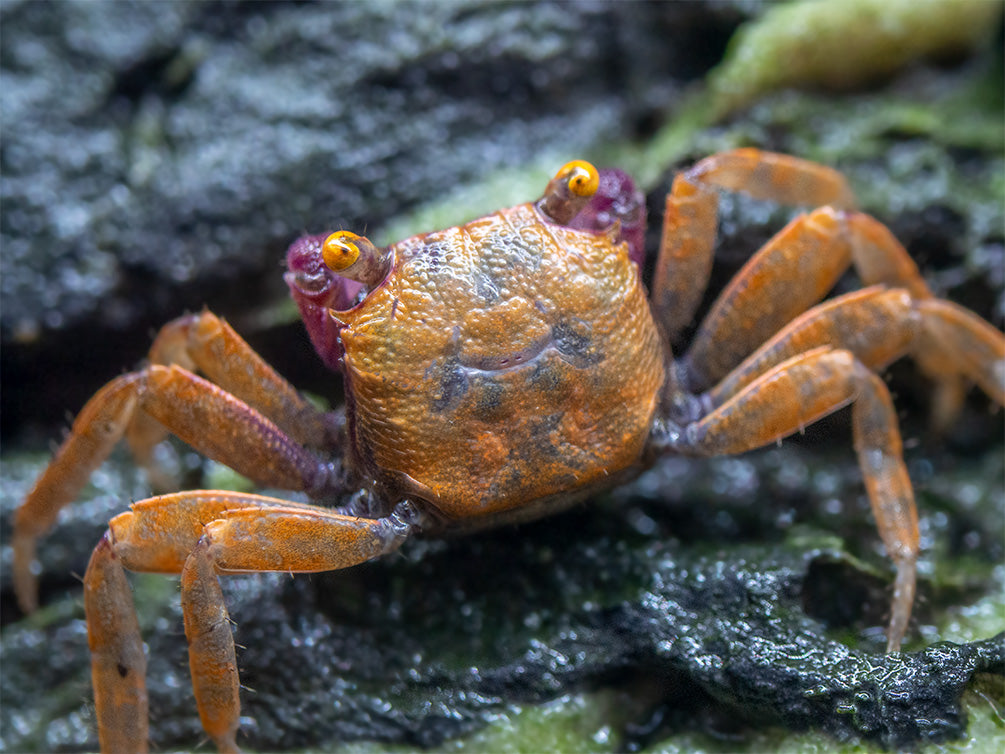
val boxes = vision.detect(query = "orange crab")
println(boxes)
[12,150,1005,753]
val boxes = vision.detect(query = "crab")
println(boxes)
[12,149,1005,753]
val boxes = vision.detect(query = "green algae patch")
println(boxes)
[709,0,1002,117]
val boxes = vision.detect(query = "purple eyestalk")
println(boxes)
[284,233,364,372]
[568,168,647,271]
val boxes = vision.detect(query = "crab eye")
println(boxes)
[321,231,392,289]
[556,160,600,198]
[537,159,601,226]
[322,231,363,272]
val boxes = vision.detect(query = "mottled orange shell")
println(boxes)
[336,202,665,521]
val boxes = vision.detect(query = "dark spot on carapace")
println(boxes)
[431,360,469,413]
[117,663,129,678]
[529,360,563,393]
[485,465,522,506]
[471,376,505,419]
[523,412,564,458]
[415,239,447,273]
[552,319,603,367]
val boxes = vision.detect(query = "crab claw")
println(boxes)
[285,233,364,372]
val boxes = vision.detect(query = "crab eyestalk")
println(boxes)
[537,159,600,225]
[322,231,392,289]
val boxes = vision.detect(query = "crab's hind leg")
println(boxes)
[14,339,347,613]
[660,152,998,411]
[681,206,1004,410]
[668,286,1003,650]
[913,297,1005,427]
[674,206,930,389]
[656,346,918,650]
[85,491,413,753]
[706,286,1005,410]
[677,206,859,390]
[651,149,856,345]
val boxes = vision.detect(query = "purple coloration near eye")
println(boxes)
[568,169,647,270]
[285,233,364,371]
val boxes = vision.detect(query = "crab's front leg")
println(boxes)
[13,311,348,613]
[84,492,415,753]
[126,311,343,471]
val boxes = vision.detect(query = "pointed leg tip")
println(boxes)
[12,533,40,614]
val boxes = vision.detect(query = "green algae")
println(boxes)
[709,0,1002,117]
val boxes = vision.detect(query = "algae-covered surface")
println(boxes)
[2,2,1003,753]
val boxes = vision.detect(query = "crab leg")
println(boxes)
[678,207,943,391]
[678,204,1002,416]
[678,206,856,390]
[652,149,856,344]
[85,533,148,754]
[15,375,138,612]
[181,536,239,754]
[84,492,412,753]
[705,286,1005,409]
[129,311,340,460]
[14,364,346,613]
[916,298,1005,403]
[652,150,960,388]
[656,346,918,651]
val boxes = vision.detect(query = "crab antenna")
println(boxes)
[537,160,600,225]
[322,231,392,289]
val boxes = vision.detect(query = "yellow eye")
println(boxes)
[319,231,391,288]
[322,231,361,272]
[556,160,599,198]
